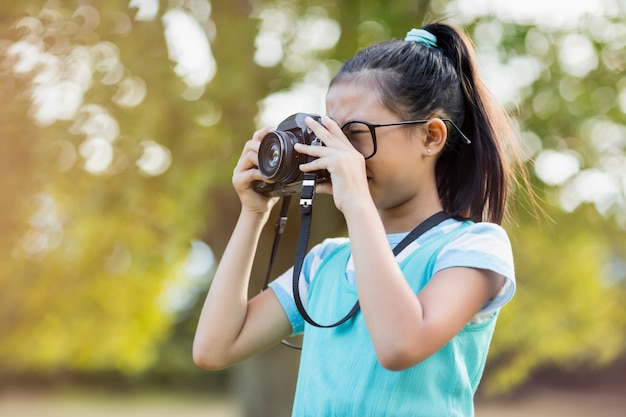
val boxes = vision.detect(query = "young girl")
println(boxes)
[194,22,520,416]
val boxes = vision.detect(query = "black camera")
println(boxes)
[253,113,330,196]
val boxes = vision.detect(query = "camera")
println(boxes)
[253,113,330,196]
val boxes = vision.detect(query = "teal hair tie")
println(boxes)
[404,28,437,48]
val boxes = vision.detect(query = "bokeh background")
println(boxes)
[1,0,625,416]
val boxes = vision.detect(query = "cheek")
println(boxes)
[379,136,421,161]
[378,142,429,184]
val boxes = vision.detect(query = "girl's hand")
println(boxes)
[296,116,370,212]
[232,127,280,215]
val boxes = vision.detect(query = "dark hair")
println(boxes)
[330,22,516,224]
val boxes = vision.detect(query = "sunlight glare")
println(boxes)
[159,240,215,314]
[136,141,172,176]
[560,169,621,214]
[534,150,581,186]
[451,0,606,28]
[128,0,159,21]
[162,9,216,89]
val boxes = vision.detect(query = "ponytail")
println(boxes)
[423,22,511,224]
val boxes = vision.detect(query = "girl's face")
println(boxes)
[326,78,435,212]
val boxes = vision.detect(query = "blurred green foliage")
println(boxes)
[0,0,218,376]
[0,0,625,404]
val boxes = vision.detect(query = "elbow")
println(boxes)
[192,354,218,372]
[379,360,407,372]
[375,341,426,371]
[192,348,220,371]
[377,353,413,372]
[192,340,230,371]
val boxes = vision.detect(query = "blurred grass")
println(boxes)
[0,388,241,417]
[1,386,626,417]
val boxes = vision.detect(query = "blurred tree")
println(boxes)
[471,14,626,392]
[0,0,224,376]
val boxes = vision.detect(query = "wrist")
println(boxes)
[239,205,272,226]
[341,194,377,219]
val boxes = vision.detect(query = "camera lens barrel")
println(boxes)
[258,130,302,184]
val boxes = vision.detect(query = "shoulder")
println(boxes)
[307,237,350,260]
[303,237,350,270]
[268,237,349,335]
[440,220,512,258]
[435,220,514,280]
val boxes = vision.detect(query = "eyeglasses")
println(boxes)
[340,118,471,160]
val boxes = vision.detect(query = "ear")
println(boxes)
[422,118,448,156]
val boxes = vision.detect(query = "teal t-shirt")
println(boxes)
[269,219,515,416]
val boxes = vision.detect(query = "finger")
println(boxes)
[243,139,260,154]
[320,115,343,136]
[235,141,260,170]
[238,150,258,172]
[234,167,264,186]
[238,140,260,166]
[252,126,274,143]
[305,116,353,152]
[304,116,329,143]
[294,143,331,161]
[315,180,333,196]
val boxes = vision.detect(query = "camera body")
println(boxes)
[253,113,330,196]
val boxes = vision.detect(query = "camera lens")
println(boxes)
[267,143,281,170]
[258,131,302,183]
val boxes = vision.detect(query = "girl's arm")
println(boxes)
[192,129,292,370]
[192,209,292,370]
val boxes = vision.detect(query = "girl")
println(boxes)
[194,22,521,416]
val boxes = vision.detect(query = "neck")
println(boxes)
[379,198,445,234]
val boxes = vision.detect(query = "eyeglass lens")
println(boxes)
[341,122,375,159]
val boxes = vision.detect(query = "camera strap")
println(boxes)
[261,173,450,331]
[291,172,360,328]
[261,195,291,291]
[292,173,451,328]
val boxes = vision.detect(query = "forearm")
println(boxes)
[192,208,269,368]
[343,204,429,369]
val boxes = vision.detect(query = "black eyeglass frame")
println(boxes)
[340,118,471,160]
